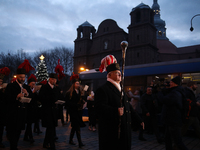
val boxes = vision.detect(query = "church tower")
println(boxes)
[74,21,96,73]
[128,3,158,65]
[152,0,168,40]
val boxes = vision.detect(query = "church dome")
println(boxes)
[154,17,165,27]
[132,3,150,12]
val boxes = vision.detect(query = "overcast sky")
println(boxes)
[0,0,200,54]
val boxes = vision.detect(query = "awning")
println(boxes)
[125,61,200,76]
[79,58,200,80]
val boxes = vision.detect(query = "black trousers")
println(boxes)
[0,124,4,143]
[65,108,69,122]
[165,126,188,150]
[7,127,21,150]
[69,125,82,145]
[43,126,56,149]
[144,115,161,141]
[88,107,96,127]
[24,123,33,139]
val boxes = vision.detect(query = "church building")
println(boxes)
[73,0,200,92]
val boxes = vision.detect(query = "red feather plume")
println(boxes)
[55,59,65,81]
[0,67,10,76]
[28,74,37,82]
[70,72,79,81]
[40,79,47,85]
[99,55,117,73]
[18,59,35,73]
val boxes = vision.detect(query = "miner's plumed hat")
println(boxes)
[106,63,120,74]
[99,55,118,73]
[54,59,65,81]
[0,67,10,79]
[70,72,79,84]
[49,73,58,79]
[28,74,37,84]
[17,59,35,73]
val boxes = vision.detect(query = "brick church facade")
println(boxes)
[73,0,200,74]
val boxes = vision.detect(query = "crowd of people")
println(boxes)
[127,76,200,150]
[0,58,200,150]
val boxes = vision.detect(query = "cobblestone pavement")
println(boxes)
[1,120,200,150]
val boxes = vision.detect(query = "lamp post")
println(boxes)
[190,14,200,31]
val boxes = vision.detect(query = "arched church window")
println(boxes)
[104,41,108,50]
[158,31,162,36]
[136,11,141,23]
[137,35,140,41]
[90,33,92,39]
[81,32,83,38]
[163,32,166,36]
[107,27,109,31]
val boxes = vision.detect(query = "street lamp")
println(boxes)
[80,67,85,71]
[190,14,200,31]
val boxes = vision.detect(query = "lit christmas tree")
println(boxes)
[35,55,49,83]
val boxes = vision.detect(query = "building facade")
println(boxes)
[74,0,200,93]
[74,0,200,74]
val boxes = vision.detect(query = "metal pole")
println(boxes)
[118,41,128,139]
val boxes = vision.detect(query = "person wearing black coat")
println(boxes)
[140,86,162,143]
[87,91,96,131]
[39,73,59,150]
[0,79,6,148]
[95,63,143,150]
[65,75,85,148]
[23,76,38,144]
[4,68,32,150]
[181,81,200,138]
[159,76,188,150]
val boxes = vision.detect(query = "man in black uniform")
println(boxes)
[23,74,38,144]
[39,73,59,150]
[0,70,9,148]
[95,63,143,150]
[5,68,31,150]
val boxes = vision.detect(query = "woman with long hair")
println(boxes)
[65,73,85,148]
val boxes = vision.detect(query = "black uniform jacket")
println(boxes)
[95,81,142,150]
[5,81,31,130]
[0,88,6,125]
[25,88,38,123]
[65,90,83,128]
[39,83,58,128]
